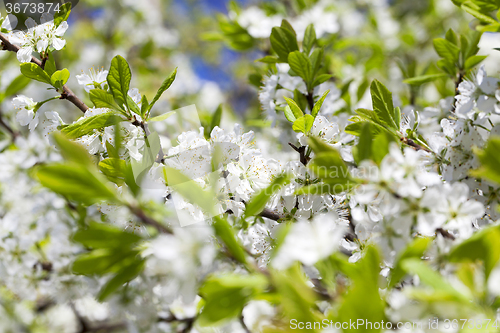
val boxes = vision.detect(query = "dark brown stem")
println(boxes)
[436,228,455,240]
[401,137,432,153]
[288,142,311,165]
[128,205,172,234]
[0,32,89,113]
[259,208,282,221]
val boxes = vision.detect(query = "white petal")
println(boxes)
[52,37,66,50]
[17,47,32,63]
[2,15,18,30]
[55,21,69,36]
[25,18,37,30]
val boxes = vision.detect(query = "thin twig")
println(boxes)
[128,205,172,234]
[0,32,89,113]
[288,142,311,165]
[0,109,18,140]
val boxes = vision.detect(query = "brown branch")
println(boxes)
[0,32,89,113]
[401,137,432,153]
[436,228,455,240]
[259,208,282,221]
[128,205,172,234]
[288,142,311,165]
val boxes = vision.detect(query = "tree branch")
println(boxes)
[0,32,89,113]
[128,205,172,234]
[0,109,18,140]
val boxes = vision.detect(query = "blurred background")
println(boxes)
[1,0,500,140]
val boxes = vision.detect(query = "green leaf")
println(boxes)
[309,48,324,77]
[462,3,498,24]
[163,167,217,214]
[471,136,500,184]
[437,59,456,76]
[89,89,124,112]
[353,122,372,164]
[148,111,175,122]
[389,237,433,288]
[270,27,299,62]
[50,69,70,90]
[433,38,461,63]
[288,51,313,87]
[213,216,247,265]
[209,104,223,135]
[4,75,31,97]
[464,55,488,70]
[306,136,352,185]
[140,95,149,118]
[371,131,395,164]
[403,73,448,85]
[73,222,142,249]
[292,114,314,133]
[37,164,118,205]
[302,24,316,55]
[20,63,52,85]
[401,259,470,302]
[312,73,333,87]
[284,106,296,123]
[107,55,132,111]
[147,68,177,114]
[72,248,127,275]
[283,97,304,119]
[245,173,291,217]
[256,56,280,64]
[311,90,330,118]
[53,2,72,27]
[44,53,57,77]
[337,246,385,333]
[445,28,458,45]
[52,132,93,166]
[99,158,127,185]
[280,19,297,36]
[370,80,400,131]
[448,224,500,280]
[97,259,145,301]
[197,274,268,326]
[61,112,124,139]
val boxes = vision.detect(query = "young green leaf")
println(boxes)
[292,114,314,133]
[53,2,72,27]
[270,26,299,62]
[107,55,132,111]
[50,69,70,90]
[311,90,330,118]
[89,89,125,112]
[4,74,31,97]
[284,106,297,123]
[20,63,52,85]
[283,96,304,119]
[302,24,316,55]
[37,164,118,205]
[147,68,177,114]
[353,122,372,164]
[370,80,400,131]
[44,53,57,77]
[389,237,433,288]
[403,73,447,86]
[209,104,223,135]
[148,111,175,122]
[464,55,488,71]
[448,224,500,280]
[471,137,500,184]
[61,112,124,139]
[244,173,291,217]
[197,274,268,326]
[288,51,313,87]
[433,38,460,64]
[97,259,145,301]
